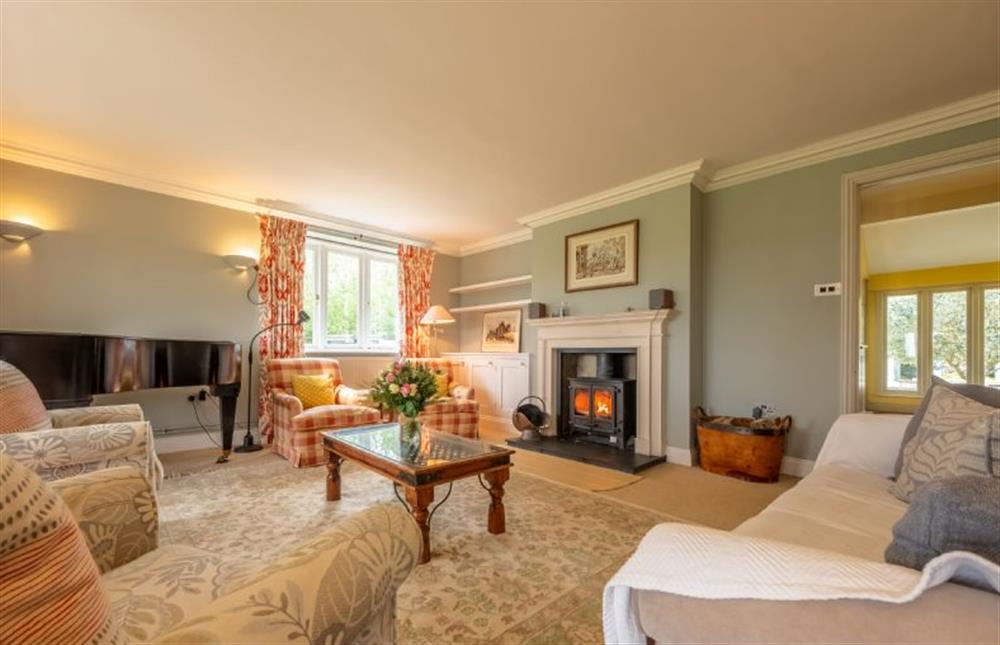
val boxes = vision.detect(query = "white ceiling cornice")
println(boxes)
[706,90,1000,192]
[455,228,533,257]
[0,140,435,249]
[516,159,707,229]
[3,91,998,258]
[456,90,999,256]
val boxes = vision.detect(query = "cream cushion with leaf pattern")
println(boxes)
[891,385,1000,503]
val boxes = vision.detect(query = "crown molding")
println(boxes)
[432,241,461,256]
[456,227,532,257]
[0,141,434,249]
[516,159,707,229]
[706,90,1000,192]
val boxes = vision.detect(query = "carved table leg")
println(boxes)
[404,486,434,564]
[484,467,509,534]
[326,452,344,501]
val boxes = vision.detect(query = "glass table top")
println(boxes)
[324,422,511,469]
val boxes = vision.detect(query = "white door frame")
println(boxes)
[839,138,1000,414]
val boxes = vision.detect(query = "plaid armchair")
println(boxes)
[267,358,382,467]
[406,358,480,439]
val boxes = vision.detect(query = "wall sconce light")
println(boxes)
[0,220,44,243]
[223,254,258,271]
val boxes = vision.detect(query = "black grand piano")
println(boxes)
[0,331,242,462]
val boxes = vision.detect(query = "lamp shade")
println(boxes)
[0,220,44,243]
[223,254,258,271]
[420,305,456,326]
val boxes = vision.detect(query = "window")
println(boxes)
[877,283,999,395]
[986,288,1000,387]
[303,238,399,351]
[885,293,918,391]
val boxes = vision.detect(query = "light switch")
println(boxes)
[814,283,842,296]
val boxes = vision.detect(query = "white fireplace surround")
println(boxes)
[527,310,670,456]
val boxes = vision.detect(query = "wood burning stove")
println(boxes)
[565,353,635,449]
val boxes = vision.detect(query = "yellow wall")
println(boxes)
[867,262,1000,292]
[865,261,1000,412]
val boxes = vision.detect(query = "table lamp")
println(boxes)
[420,305,456,356]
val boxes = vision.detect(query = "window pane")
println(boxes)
[325,251,359,345]
[367,258,399,347]
[986,288,1000,388]
[302,247,316,345]
[886,294,918,391]
[931,291,967,383]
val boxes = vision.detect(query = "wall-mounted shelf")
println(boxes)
[450,299,532,314]
[448,274,532,294]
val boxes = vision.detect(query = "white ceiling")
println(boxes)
[2,2,998,249]
[862,202,1000,275]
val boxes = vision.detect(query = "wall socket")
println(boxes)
[186,389,209,402]
[813,282,842,297]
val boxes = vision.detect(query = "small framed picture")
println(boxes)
[481,309,522,353]
[565,219,639,293]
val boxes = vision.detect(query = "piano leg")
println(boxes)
[214,386,240,464]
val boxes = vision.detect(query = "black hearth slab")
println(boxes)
[506,437,665,474]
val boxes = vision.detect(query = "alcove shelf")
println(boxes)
[448,274,532,294]
[449,299,532,314]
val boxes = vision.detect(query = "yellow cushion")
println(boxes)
[434,372,450,398]
[292,374,336,409]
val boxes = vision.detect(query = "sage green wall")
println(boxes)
[703,118,1000,460]
[457,241,532,353]
[429,252,460,353]
[530,184,701,452]
[458,186,702,453]
[0,159,261,434]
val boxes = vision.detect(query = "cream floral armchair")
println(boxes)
[0,360,161,487]
[1,454,423,644]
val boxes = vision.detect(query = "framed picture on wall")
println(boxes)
[564,219,639,292]
[480,309,522,353]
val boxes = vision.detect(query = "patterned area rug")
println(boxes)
[158,452,672,643]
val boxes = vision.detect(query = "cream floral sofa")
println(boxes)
[0,358,161,486]
[3,455,423,644]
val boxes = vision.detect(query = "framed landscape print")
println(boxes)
[480,309,522,353]
[565,219,639,292]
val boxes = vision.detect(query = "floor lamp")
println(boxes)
[420,305,456,356]
[236,310,311,455]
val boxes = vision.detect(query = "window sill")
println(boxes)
[305,349,399,358]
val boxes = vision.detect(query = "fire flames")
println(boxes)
[593,390,613,417]
[574,389,614,417]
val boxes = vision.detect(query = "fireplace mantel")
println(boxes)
[527,309,671,456]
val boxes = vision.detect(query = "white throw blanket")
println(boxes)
[603,523,1000,645]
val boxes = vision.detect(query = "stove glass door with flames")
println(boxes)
[592,389,614,419]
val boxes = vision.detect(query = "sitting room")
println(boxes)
[1,3,998,644]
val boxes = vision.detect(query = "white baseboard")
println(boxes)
[153,427,260,455]
[663,447,814,477]
[665,446,693,466]
[779,455,815,478]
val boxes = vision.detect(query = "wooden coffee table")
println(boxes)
[322,423,515,564]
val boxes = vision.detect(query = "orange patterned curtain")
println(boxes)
[256,214,307,442]
[398,244,435,358]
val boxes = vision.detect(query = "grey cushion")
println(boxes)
[893,377,1000,478]
[885,476,1000,577]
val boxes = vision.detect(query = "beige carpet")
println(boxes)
[158,451,669,643]
[478,421,797,529]
[159,436,797,530]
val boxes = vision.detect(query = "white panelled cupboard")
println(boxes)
[441,352,530,421]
